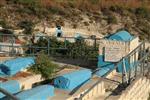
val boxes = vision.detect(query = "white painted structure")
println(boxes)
[99,37,139,62]
[0,42,23,55]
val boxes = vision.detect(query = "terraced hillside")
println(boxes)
[0,0,150,40]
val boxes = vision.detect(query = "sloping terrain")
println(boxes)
[0,0,150,40]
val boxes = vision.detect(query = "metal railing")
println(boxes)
[0,87,19,100]
[1,34,149,100]
[0,34,100,58]
[77,78,103,100]
[78,42,150,100]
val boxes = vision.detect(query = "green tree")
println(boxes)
[29,52,58,79]
[18,20,34,35]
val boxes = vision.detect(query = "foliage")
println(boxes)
[107,15,117,24]
[30,36,98,59]
[7,0,150,14]
[36,37,48,47]
[18,20,34,35]
[34,36,65,48]
[0,19,12,28]
[10,0,38,5]
[0,20,7,28]
[0,29,14,35]
[135,7,150,19]
[68,39,98,59]
[109,5,124,15]
[29,52,58,79]
[136,20,150,41]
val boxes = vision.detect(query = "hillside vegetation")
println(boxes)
[3,0,150,12]
[0,0,150,41]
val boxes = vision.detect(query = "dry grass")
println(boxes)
[40,0,57,8]
[100,0,142,8]
[4,0,150,11]
[38,0,150,12]
[0,0,6,5]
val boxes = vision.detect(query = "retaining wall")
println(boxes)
[108,77,150,100]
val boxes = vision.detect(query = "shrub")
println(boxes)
[83,21,89,26]
[72,23,77,29]
[109,5,124,14]
[8,0,150,14]
[107,15,117,24]
[136,20,150,41]
[0,19,12,29]
[29,52,58,79]
[30,36,98,59]
[135,7,150,19]
[11,0,38,5]
[0,20,7,28]
[18,20,34,35]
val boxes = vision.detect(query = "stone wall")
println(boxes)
[81,81,105,100]
[70,81,105,100]
[118,77,150,100]
[17,74,43,90]
[107,77,150,100]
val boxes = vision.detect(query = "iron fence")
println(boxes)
[0,34,100,59]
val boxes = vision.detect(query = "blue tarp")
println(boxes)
[16,85,54,100]
[107,31,134,42]
[54,69,92,91]
[0,57,35,76]
[97,55,136,74]
[96,64,114,77]
[96,67,110,77]
[116,58,137,72]
[97,55,112,68]
[0,80,20,98]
